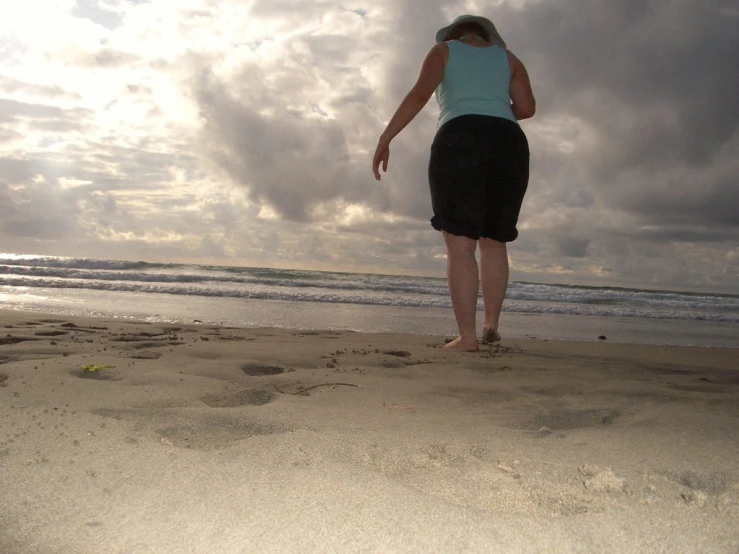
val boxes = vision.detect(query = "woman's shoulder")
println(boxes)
[428,42,450,65]
[431,42,450,54]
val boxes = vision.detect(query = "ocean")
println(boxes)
[1,254,737,348]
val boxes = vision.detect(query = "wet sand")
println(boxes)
[1,309,737,552]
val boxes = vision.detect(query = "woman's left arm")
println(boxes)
[373,43,447,181]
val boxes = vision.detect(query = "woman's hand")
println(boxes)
[372,138,390,181]
[371,44,446,181]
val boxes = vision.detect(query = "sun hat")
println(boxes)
[435,14,506,48]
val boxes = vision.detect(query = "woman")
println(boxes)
[372,14,535,351]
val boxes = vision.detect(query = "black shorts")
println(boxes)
[428,115,530,242]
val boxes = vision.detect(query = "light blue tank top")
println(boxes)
[435,41,516,128]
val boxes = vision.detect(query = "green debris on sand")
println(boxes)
[80,364,111,373]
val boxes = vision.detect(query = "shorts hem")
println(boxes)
[430,217,519,242]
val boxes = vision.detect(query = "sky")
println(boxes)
[1,0,737,293]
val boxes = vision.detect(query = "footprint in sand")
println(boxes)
[125,340,185,349]
[530,408,620,431]
[578,465,626,493]
[111,336,185,360]
[0,336,40,345]
[292,331,343,337]
[242,363,285,376]
[423,443,465,468]
[215,334,254,342]
[130,352,163,360]
[522,384,585,397]
[201,389,275,407]
[93,408,283,451]
[377,351,412,367]
[671,470,729,496]
[156,418,281,450]
[382,350,412,358]
[426,386,516,406]
[665,381,738,394]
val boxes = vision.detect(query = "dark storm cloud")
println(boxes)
[192,58,382,222]
[618,163,739,227]
[189,0,725,238]
[190,0,449,224]
[0,172,77,239]
[555,236,591,259]
[494,0,738,235]
[636,225,739,243]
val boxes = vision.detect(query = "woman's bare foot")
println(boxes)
[482,327,501,343]
[437,336,479,351]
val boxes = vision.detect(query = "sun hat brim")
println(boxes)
[435,14,506,48]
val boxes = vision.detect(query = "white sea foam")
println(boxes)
[0,255,737,323]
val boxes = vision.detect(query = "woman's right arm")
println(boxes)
[507,50,536,120]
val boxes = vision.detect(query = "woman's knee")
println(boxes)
[443,231,477,257]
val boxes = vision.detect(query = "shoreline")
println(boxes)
[1,308,738,552]
[3,295,738,349]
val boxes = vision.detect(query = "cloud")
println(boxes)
[0,76,78,99]
[0,98,92,135]
[72,0,124,30]
[193,64,372,222]
[501,0,739,233]
[0,169,78,240]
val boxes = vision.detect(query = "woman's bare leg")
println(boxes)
[478,237,508,339]
[441,231,479,350]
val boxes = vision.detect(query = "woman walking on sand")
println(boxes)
[372,14,535,351]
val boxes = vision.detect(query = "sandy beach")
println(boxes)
[1,308,737,553]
